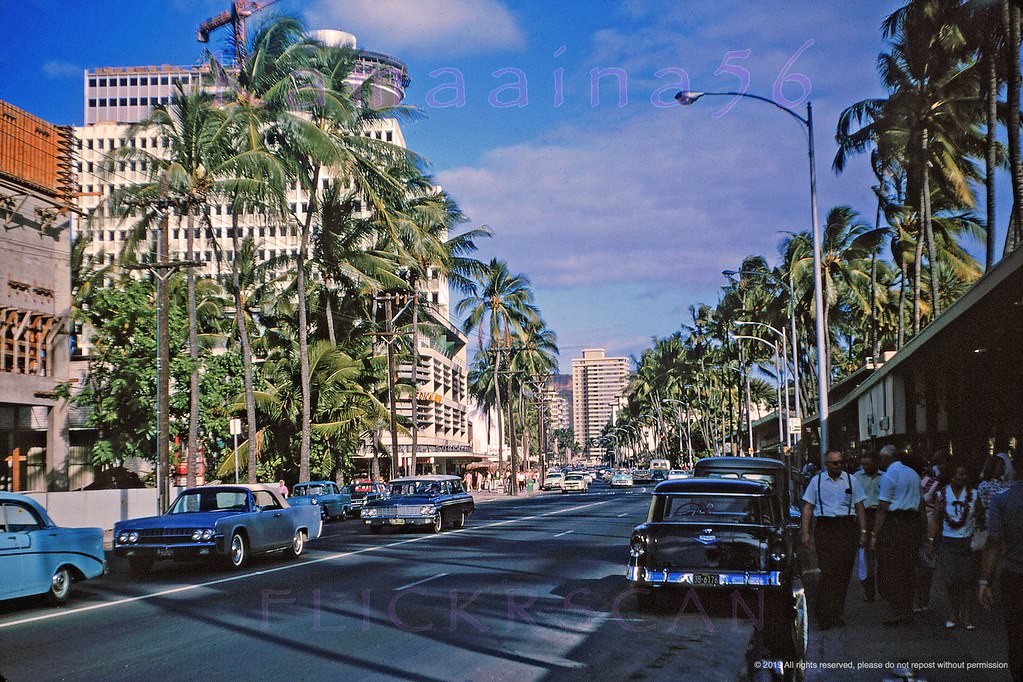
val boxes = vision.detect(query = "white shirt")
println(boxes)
[940,485,979,539]
[802,471,866,517]
[853,469,882,509]
[879,460,921,511]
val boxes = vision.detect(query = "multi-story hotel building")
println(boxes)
[73,30,472,479]
[571,348,629,459]
[0,100,77,492]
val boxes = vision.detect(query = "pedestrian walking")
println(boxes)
[278,479,288,499]
[853,451,883,601]
[800,449,869,630]
[915,452,945,613]
[978,451,1023,681]
[870,444,924,626]
[463,469,473,493]
[929,464,981,630]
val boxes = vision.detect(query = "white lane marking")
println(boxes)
[0,498,616,631]
[553,530,574,538]
[394,572,449,592]
[616,513,629,518]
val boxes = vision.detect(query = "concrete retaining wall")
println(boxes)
[26,488,184,530]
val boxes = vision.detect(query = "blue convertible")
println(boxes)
[113,485,322,576]
[362,475,474,534]
[1,492,105,605]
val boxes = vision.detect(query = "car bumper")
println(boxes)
[364,516,436,527]
[626,565,782,587]
[114,542,221,561]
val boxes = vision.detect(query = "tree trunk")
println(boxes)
[898,263,907,349]
[409,289,419,477]
[231,214,259,483]
[493,348,504,490]
[385,296,400,479]
[1004,0,1023,255]
[913,193,924,335]
[508,389,519,494]
[186,211,199,489]
[325,293,336,346]
[297,166,321,483]
[985,44,998,271]
[922,128,940,318]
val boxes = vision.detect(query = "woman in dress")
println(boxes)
[929,465,981,629]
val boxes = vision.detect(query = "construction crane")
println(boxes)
[196,0,278,67]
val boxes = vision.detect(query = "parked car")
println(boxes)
[631,469,654,484]
[290,481,352,521]
[693,456,797,519]
[113,485,322,575]
[666,469,688,480]
[362,475,474,534]
[627,477,806,663]
[0,492,105,604]
[561,472,589,493]
[341,480,389,517]
[541,471,565,490]
[610,472,633,487]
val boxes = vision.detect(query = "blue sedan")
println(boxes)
[1,492,105,605]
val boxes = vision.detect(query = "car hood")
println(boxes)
[365,494,435,506]
[114,511,243,531]
[287,495,319,506]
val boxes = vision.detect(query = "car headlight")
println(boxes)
[117,531,129,544]
[630,534,647,556]
[363,508,378,518]
[192,529,202,541]
[419,505,435,516]
[193,529,213,541]
[128,531,139,544]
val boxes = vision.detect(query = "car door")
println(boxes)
[0,501,43,598]
[252,490,291,549]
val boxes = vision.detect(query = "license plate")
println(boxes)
[692,573,719,586]
[389,518,405,525]
[157,548,173,557]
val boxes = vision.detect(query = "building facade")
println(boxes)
[571,348,629,459]
[72,30,472,481]
[0,100,77,492]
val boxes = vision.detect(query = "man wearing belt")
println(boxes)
[801,449,868,630]
[854,451,882,601]
[870,444,924,625]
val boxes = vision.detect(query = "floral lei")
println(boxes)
[940,485,974,531]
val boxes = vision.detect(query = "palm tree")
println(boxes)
[456,259,539,492]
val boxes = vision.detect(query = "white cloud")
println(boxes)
[305,0,526,56]
[42,60,80,79]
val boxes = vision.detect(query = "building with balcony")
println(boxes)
[0,100,77,492]
[571,349,629,459]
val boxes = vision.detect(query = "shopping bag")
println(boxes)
[857,547,868,581]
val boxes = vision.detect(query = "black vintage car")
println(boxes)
[627,476,806,663]
[361,475,474,534]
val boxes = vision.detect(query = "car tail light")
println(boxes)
[769,534,787,563]
[630,533,647,556]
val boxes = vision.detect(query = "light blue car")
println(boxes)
[0,492,106,604]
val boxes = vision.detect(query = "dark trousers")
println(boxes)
[877,509,924,617]
[861,508,877,599]
[1002,570,1023,680]
[813,516,859,624]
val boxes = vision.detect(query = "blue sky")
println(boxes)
[1,1,1004,370]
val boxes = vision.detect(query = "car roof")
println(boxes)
[693,456,784,474]
[389,475,461,483]
[295,480,334,486]
[653,478,769,495]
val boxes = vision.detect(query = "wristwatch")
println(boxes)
[978,579,990,586]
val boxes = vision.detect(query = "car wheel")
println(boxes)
[451,511,465,529]
[369,524,383,535]
[431,513,444,534]
[46,566,72,605]
[635,587,658,610]
[128,556,153,577]
[228,532,248,569]
[289,530,305,558]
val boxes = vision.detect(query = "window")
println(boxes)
[88,98,97,107]
[86,139,93,150]
[160,76,168,85]
[140,77,148,86]
[140,97,148,106]
[1,503,44,532]
[97,231,104,241]
[87,162,94,173]
[119,98,127,106]
[258,227,264,237]
[98,78,106,87]
[98,98,107,107]
[119,77,127,86]
[386,131,393,142]
[130,77,137,86]
[172,229,180,240]
[89,78,96,88]
[268,227,276,238]
[253,491,281,510]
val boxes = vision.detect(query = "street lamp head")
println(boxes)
[674,90,705,106]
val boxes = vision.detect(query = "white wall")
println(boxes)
[26,488,184,530]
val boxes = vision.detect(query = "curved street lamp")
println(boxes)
[731,333,786,457]
[678,89,829,463]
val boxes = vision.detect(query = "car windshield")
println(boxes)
[169,489,248,514]
[657,494,765,523]
[294,484,326,496]
[391,480,444,496]
[565,474,584,481]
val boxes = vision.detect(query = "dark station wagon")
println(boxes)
[361,475,474,534]
[627,473,807,663]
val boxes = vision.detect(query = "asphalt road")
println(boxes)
[0,485,755,682]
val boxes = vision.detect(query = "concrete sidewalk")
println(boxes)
[802,559,1012,681]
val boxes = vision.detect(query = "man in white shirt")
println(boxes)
[801,449,869,629]
[870,444,924,625]
[853,452,882,601]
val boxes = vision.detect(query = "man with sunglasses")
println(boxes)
[801,449,869,630]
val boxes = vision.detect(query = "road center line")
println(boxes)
[553,530,574,538]
[394,572,449,592]
[0,498,616,631]
[616,513,629,518]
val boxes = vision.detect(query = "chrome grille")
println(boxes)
[374,505,429,518]
[138,528,195,545]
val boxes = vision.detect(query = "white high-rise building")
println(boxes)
[72,30,473,477]
[571,349,629,460]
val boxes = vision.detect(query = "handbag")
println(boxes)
[971,529,988,552]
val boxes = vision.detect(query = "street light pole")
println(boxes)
[679,90,828,462]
